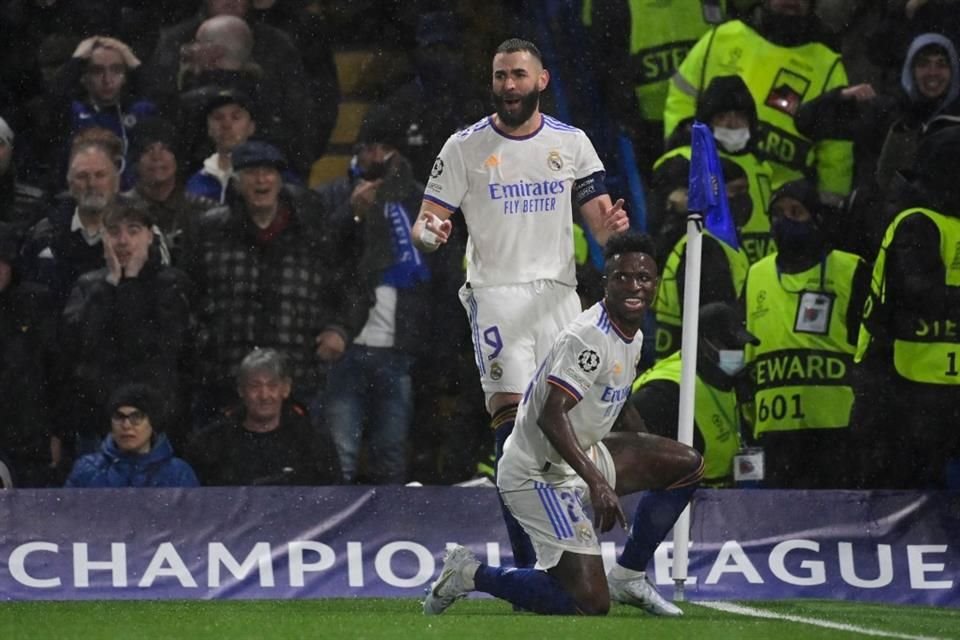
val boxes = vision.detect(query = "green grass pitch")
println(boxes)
[0,598,957,639]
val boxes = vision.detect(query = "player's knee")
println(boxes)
[575,592,611,616]
[677,447,705,486]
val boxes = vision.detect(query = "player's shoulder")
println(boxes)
[450,116,495,143]
[540,114,586,137]
[563,302,615,344]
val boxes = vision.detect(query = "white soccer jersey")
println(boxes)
[424,114,604,288]
[500,301,643,486]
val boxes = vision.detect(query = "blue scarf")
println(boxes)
[381,201,430,289]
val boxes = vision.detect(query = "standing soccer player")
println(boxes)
[412,38,629,569]
[423,233,703,616]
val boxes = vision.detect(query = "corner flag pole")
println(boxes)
[671,121,731,601]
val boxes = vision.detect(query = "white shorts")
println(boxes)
[498,441,617,570]
[458,280,580,410]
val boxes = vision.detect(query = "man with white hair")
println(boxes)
[21,140,121,306]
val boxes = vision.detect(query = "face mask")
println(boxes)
[771,216,822,255]
[717,349,746,376]
[713,127,751,153]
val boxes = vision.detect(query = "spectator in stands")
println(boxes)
[376,11,488,182]
[316,106,440,484]
[743,179,870,489]
[21,138,120,307]
[0,223,59,487]
[181,140,370,421]
[652,158,752,360]
[59,194,191,457]
[186,348,342,486]
[852,126,960,490]
[665,0,853,202]
[48,35,157,190]
[184,88,256,203]
[631,302,758,487]
[586,0,729,177]
[0,115,49,231]
[181,89,301,205]
[146,1,317,175]
[65,383,198,488]
[123,116,215,260]
[794,33,960,257]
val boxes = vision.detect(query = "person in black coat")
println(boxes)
[186,348,342,486]
[59,194,191,457]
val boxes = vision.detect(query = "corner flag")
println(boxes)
[689,121,738,249]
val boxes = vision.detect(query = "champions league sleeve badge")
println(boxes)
[577,349,600,373]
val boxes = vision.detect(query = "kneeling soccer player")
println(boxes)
[424,232,704,615]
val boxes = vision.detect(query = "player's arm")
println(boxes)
[538,384,626,533]
[412,200,454,253]
[576,173,630,247]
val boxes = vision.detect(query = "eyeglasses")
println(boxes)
[111,409,146,426]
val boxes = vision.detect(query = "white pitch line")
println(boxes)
[697,601,952,640]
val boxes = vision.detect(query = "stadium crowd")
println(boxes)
[0,0,957,490]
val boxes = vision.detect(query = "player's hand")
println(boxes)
[602,198,630,235]
[315,330,346,362]
[421,211,453,246]
[588,478,626,533]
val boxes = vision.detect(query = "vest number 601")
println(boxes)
[758,393,806,422]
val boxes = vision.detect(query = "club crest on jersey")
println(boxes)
[577,349,600,372]
[430,157,444,178]
[547,150,563,171]
[574,521,595,543]
[490,361,503,380]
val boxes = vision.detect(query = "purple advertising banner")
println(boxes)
[0,488,956,606]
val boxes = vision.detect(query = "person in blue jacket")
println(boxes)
[65,383,198,488]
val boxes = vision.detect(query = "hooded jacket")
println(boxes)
[899,34,960,126]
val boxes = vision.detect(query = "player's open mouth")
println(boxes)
[623,297,645,310]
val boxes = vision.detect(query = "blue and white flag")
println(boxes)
[688,121,739,249]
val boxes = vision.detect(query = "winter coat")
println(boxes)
[65,433,198,488]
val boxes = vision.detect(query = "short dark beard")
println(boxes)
[492,88,541,128]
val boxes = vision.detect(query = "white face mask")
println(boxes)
[713,126,751,153]
[717,349,746,376]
